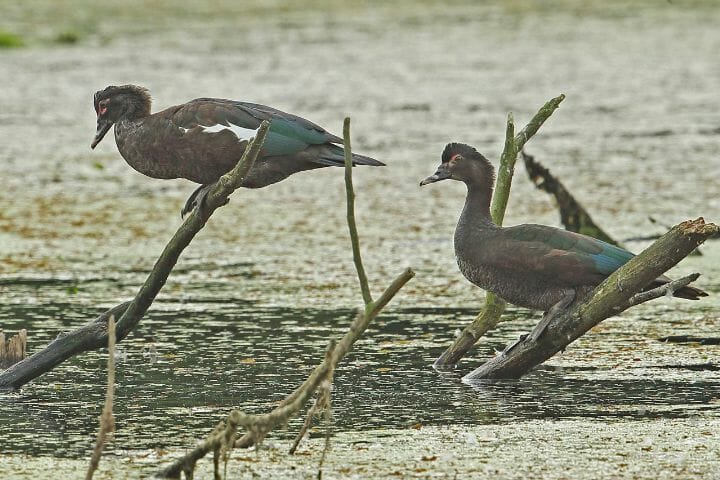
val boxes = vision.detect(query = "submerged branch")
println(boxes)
[0,122,269,391]
[463,218,717,381]
[435,95,565,368]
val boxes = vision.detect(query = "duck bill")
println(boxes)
[420,168,451,186]
[91,118,113,149]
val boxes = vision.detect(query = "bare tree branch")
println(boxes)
[156,119,414,479]
[522,150,623,246]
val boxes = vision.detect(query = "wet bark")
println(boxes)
[0,122,269,391]
[435,94,566,368]
[463,218,718,381]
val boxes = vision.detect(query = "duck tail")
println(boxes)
[313,144,385,167]
[673,284,709,300]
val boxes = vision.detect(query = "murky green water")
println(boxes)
[1,1,719,478]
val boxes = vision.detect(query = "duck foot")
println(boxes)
[181,184,224,221]
[527,289,577,342]
[501,334,528,356]
[501,290,577,357]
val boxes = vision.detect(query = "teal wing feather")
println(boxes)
[172,98,343,157]
[488,224,635,285]
[233,101,342,156]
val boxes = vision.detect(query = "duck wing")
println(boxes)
[169,98,343,156]
[480,224,634,287]
[484,224,707,299]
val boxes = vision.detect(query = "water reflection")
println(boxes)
[0,295,718,459]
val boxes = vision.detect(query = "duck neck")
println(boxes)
[460,178,495,228]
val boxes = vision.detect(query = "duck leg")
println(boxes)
[500,333,528,356]
[527,288,576,342]
[181,184,212,220]
[501,289,576,356]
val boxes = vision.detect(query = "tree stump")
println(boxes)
[0,330,27,369]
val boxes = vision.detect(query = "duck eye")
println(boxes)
[98,103,108,115]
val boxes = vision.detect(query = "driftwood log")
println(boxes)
[0,122,270,391]
[463,218,717,381]
[435,94,565,368]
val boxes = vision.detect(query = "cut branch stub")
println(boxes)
[463,217,717,381]
[0,329,27,370]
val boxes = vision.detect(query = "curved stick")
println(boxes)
[156,119,414,479]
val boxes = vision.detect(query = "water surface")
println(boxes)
[1,1,719,478]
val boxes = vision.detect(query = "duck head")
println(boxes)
[420,143,495,186]
[91,85,152,148]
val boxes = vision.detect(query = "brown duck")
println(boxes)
[421,143,707,349]
[91,85,383,216]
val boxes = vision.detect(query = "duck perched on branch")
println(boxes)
[421,143,707,345]
[91,85,383,217]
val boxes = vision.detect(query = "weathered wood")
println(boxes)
[463,218,717,381]
[0,329,27,369]
[434,95,565,368]
[0,122,269,391]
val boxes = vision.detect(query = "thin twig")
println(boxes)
[85,315,116,480]
[343,117,373,307]
[317,386,333,480]
[289,343,336,454]
[626,273,700,308]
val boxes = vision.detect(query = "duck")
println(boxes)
[91,85,383,217]
[420,143,707,345]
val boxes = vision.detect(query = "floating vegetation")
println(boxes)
[55,31,80,44]
[0,31,24,48]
